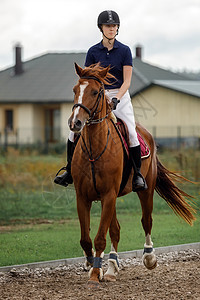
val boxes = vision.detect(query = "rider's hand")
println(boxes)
[112,97,120,110]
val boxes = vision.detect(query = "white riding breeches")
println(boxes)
[106,89,139,147]
[69,89,139,147]
[69,130,75,142]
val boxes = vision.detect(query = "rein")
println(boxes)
[81,125,110,163]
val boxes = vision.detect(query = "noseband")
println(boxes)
[73,103,92,117]
[72,76,105,124]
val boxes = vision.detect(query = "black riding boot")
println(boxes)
[129,145,147,192]
[54,139,74,187]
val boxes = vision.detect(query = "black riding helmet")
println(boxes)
[97,10,120,30]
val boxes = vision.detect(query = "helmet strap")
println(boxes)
[101,28,119,45]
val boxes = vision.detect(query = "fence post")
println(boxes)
[177,126,181,150]
[4,128,8,152]
[15,129,19,149]
[44,127,49,154]
[152,126,157,138]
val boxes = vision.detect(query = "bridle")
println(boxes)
[72,75,111,198]
[72,76,108,125]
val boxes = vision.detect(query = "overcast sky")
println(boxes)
[0,0,200,72]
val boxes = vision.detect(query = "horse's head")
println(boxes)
[68,63,112,133]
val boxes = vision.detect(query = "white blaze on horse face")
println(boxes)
[72,82,88,127]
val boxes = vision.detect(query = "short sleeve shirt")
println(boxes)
[84,39,133,89]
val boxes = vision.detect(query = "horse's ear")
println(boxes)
[74,62,83,77]
[99,65,110,79]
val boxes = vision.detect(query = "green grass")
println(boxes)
[0,210,199,267]
[0,149,200,267]
[0,186,78,223]
[0,184,198,224]
[0,191,200,267]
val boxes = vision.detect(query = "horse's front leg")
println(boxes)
[76,196,94,271]
[88,193,117,287]
[104,209,120,282]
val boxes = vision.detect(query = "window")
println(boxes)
[45,108,61,142]
[5,109,13,131]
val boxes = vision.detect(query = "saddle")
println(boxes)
[115,118,150,159]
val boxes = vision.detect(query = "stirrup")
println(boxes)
[54,166,73,187]
[55,166,67,177]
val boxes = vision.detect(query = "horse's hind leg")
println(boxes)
[138,186,157,270]
[104,209,120,282]
[76,197,94,270]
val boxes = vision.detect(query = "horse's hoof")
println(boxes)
[147,260,157,270]
[143,254,157,270]
[87,280,100,289]
[104,274,116,282]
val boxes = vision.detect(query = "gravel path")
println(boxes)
[0,249,200,299]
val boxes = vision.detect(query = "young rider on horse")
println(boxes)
[54,10,147,192]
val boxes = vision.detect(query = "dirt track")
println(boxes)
[0,249,199,300]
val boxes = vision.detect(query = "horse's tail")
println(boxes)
[155,156,196,225]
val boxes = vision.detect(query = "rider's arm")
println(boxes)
[115,65,132,100]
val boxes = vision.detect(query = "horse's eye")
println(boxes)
[92,90,98,96]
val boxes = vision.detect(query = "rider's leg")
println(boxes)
[129,145,147,192]
[54,132,75,187]
[106,90,147,192]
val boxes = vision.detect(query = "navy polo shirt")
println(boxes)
[84,39,133,89]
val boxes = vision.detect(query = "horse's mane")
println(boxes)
[81,63,116,86]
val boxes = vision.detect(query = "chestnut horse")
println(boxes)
[68,63,196,287]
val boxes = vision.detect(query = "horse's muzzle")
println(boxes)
[68,117,84,133]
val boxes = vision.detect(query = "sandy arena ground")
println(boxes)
[0,249,199,300]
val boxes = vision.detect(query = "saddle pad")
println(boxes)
[137,132,151,159]
[116,119,150,159]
